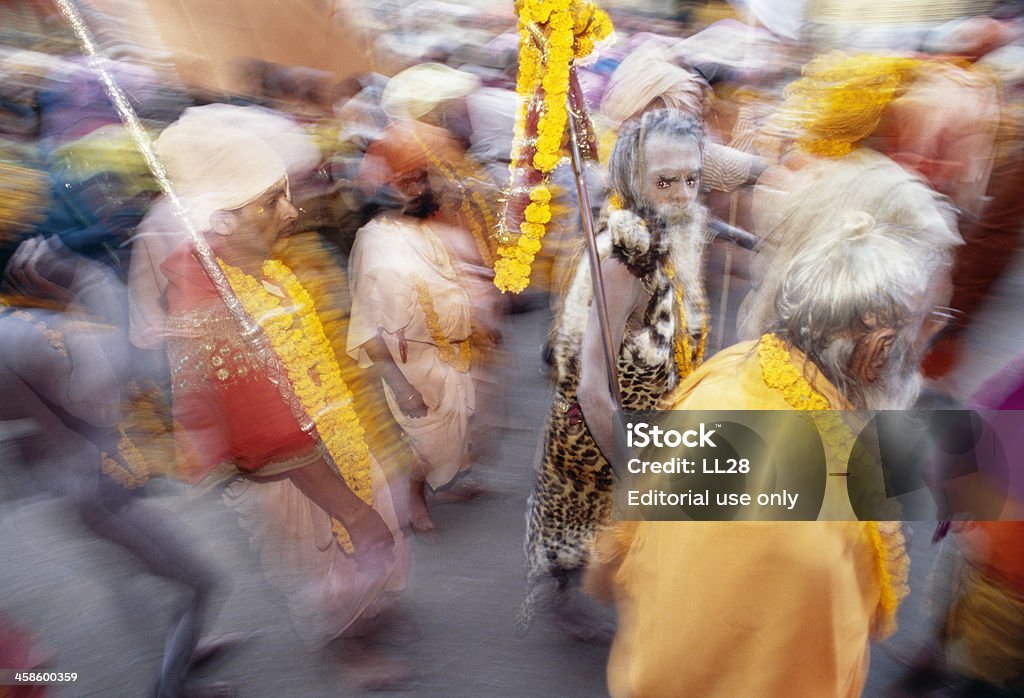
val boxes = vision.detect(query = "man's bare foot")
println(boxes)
[372,605,424,647]
[179,681,236,698]
[548,569,616,643]
[408,479,435,535]
[155,678,236,698]
[886,644,950,697]
[550,588,616,644]
[341,655,414,691]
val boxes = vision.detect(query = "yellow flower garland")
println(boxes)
[757,332,907,635]
[409,131,497,267]
[101,429,151,490]
[219,258,373,554]
[778,53,920,158]
[665,261,707,380]
[495,0,613,294]
[0,160,48,243]
[413,279,472,373]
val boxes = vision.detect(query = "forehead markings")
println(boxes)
[255,180,288,205]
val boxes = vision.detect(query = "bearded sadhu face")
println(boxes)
[642,134,701,223]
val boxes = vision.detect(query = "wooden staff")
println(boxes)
[567,67,620,407]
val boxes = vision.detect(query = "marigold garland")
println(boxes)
[757,332,908,635]
[273,234,416,479]
[409,131,497,266]
[219,258,373,554]
[495,0,613,294]
[779,53,920,158]
[101,429,151,489]
[665,261,707,380]
[0,160,48,243]
[413,279,472,373]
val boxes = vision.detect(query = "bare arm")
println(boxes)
[577,256,643,462]
[361,332,428,418]
[284,456,395,576]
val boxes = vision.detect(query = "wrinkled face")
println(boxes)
[224,179,298,258]
[641,134,701,222]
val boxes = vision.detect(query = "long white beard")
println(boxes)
[664,203,709,331]
[553,202,710,383]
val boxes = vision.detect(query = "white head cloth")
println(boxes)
[380,62,481,120]
[601,41,704,132]
[156,105,287,232]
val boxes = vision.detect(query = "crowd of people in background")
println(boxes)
[1,0,1023,695]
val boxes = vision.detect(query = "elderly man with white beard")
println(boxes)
[585,209,962,698]
[522,109,711,639]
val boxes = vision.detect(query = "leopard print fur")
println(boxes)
[518,208,704,631]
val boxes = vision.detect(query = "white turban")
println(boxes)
[156,105,287,232]
[380,62,480,120]
[601,42,704,131]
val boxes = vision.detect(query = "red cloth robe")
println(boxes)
[161,243,314,482]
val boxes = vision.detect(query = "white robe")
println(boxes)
[347,216,475,489]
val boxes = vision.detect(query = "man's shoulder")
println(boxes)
[670,340,781,410]
[160,244,224,313]
[353,215,417,253]
[357,214,416,237]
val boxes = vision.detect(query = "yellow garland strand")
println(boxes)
[666,261,707,380]
[864,519,901,635]
[511,21,543,164]
[219,259,373,554]
[495,0,613,294]
[0,160,48,243]
[101,429,151,489]
[413,279,472,373]
[757,332,905,634]
[408,131,497,266]
[495,185,552,293]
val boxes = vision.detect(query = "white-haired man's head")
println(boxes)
[607,108,710,299]
[607,109,709,276]
[771,212,957,410]
[608,108,705,226]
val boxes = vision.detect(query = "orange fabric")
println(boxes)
[359,120,463,191]
[598,342,895,698]
[956,521,1024,593]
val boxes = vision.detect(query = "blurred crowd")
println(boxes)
[1,0,1023,696]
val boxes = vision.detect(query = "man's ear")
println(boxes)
[209,211,234,237]
[850,328,897,385]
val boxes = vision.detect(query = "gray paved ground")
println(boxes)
[1,305,948,697]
